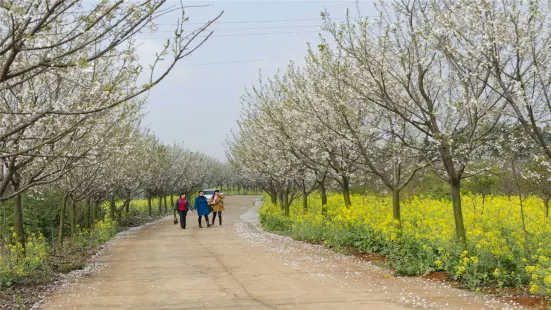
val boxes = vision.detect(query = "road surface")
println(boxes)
[39,196,522,309]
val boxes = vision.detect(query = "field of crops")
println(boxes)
[259,194,551,296]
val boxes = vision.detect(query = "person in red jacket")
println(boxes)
[174,193,192,229]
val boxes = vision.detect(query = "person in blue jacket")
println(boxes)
[194,190,211,228]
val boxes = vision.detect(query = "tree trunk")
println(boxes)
[13,193,25,253]
[238,184,241,195]
[284,191,290,216]
[278,191,285,211]
[93,200,99,226]
[392,188,401,224]
[302,192,308,213]
[164,195,168,213]
[319,180,328,215]
[545,196,550,218]
[319,181,328,205]
[269,191,277,204]
[70,197,77,236]
[511,160,532,261]
[116,207,123,223]
[49,201,54,245]
[450,179,467,245]
[147,195,152,216]
[158,196,162,215]
[125,200,130,216]
[85,197,91,229]
[518,194,532,260]
[342,175,352,207]
[110,196,116,220]
[58,195,68,247]
[481,195,486,218]
[170,195,174,212]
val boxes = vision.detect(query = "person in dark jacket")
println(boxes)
[194,190,210,228]
[174,193,192,229]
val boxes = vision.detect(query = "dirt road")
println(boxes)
[39,196,522,309]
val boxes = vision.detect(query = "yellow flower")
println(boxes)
[456,265,466,277]
[258,193,551,297]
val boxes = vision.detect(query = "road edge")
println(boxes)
[32,215,172,310]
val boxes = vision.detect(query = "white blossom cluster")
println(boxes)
[0,0,225,245]
[228,0,551,242]
[0,0,223,200]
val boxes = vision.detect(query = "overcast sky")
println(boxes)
[135,0,376,161]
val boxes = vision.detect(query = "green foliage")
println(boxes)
[129,199,156,215]
[73,218,117,250]
[403,172,450,200]
[0,193,61,244]
[0,231,50,287]
[258,203,293,231]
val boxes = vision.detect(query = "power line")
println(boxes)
[138,29,320,39]
[138,17,366,38]
[3,16,366,33]
[175,0,373,5]
[0,21,340,37]
[173,56,301,67]
[198,0,369,2]
[71,1,375,14]
[150,24,321,32]
[158,16,367,25]
[84,0,373,3]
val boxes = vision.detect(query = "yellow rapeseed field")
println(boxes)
[259,194,551,295]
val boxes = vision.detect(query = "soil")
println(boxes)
[420,271,550,309]
[303,239,324,245]
[0,273,59,310]
[505,296,549,310]
[353,251,389,263]
[422,271,455,283]
[483,287,550,310]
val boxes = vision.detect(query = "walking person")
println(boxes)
[194,190,211,228]
[209,190,225,226]
[174,193,192,229]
